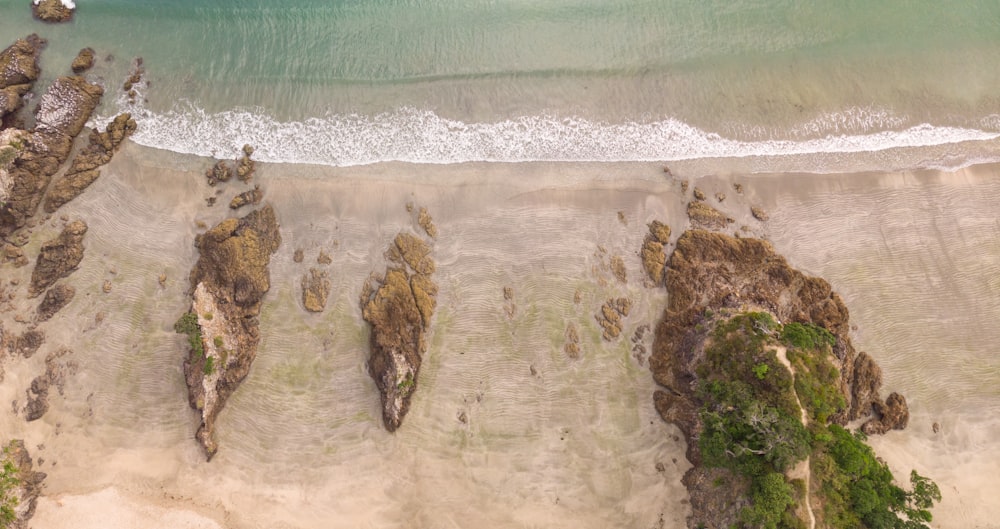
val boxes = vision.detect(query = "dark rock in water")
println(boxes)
[36,283,75,322]
[23,348,75,421]
[44,113,136,213]
[182,205,280,460]
[71,47,95,73]
[1,439,47,527]
[229,185,263,210]
[0,34,44,90]
[31,0,74,23]
[28,220,87,297]
[686,201,733,230]
[1,76,103,237]
[7,328,44,358]
[595,297,632,341]
[361,231,438,432]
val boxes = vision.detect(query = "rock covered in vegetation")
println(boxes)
[1,76,103,237]
[31,0,74,23]
[28,220,86,297]
[640,220,670,286]
[649,230,921,529]
[180,205,280,459]
[301,268,330,312]
[1,439,47,527]
[70,47,94,73]
[44,113,136,213]
[361,231,438,432]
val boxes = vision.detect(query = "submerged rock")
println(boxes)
[640,220,670,286]
[44,113,136,213]
[28,220,87,297]
[181,204,281,459]
[70,47,95,73]
[361,231,438,432]
[301,267,330,312]
[0,34,45,124]
[35,283,75,322]
[595,297,632,341]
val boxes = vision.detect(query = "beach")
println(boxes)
[0,142,994,527]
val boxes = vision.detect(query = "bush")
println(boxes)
[0,444,20,528]
[781,322,835,350]
[174,312,204,360]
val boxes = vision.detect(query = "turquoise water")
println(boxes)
[3,0,1000,167]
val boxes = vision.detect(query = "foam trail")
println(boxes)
[95,100,1000,168]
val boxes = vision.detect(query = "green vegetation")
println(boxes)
[203,356,215,376]
[397,373,415,393]
[695,313,940,529]
[174,312,204,359]
[213,336,224,348]
[1,443,21,528]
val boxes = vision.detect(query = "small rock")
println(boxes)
[932,421,940,434]
[417,207,438,239]
[692,187,706,201]
[317,250,332,265]
[751,206,769,221]
[71,48,95,74]
[715,192,726,203]
[293,249,304,263]
[733,183,743,194]
[228,185,263,210]
[301,268,331,313]
[503,287,513,301]
[158,273,167,288]
[102,280,112,293]
[680,180,689,193]
[457,411,467,424]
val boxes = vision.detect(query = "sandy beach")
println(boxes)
[2,142,998,528]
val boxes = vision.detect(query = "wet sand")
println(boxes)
[2,142,998,528]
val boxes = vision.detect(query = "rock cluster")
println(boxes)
[595,297,632,340]
[28,220,87,297]
[361,231,438,432]
[640,220,670,286]
[44,113,137,213]
[182,205,281,459]
[2,439,47,528]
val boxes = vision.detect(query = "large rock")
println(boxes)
[862,392,910,435]
[28,220,86,297]
[361,231,438,432]
[31,0,74,23]
[0,34,44,90]
[70,47,94,73]
[182,205,280,459]
[1,439,47,528]
[1,76,103,237]
[44,113,136,213]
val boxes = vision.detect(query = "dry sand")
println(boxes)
[2,142,998,528]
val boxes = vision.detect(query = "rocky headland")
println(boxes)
[361,230,438,432]
[178,205,281,459]
[649,229,922,529]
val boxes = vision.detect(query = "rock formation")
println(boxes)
[361,231,438,432]
[180,204,280,459]
[44,113,136,213]
[28,220,87,297]
[649,229,911,527]
[1,76,103,237]
[417,206,437,238]
[70,47,94,73]
[23,348,75,421]
[686,201,733,230]
[236,144,256,182]
[640,220,670,286]
[301,268,330,312]
[205,160,233,186]
[0,35,44,124]
[35,283,75,322]
[1,439,47,528]
[229,185,262,210]
[595,297,632,340]
[31,0,74,23]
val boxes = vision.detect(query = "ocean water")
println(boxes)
[4,0,1000,169]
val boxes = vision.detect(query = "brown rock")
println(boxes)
[686,201,733,230]
[293,248,304,263]
[31,0,74,22]
[692,187,706,201]
[36,283,75,321]
[183,205,281,459]
[751,206,769,221]
[301,268,330,312]
[641,220,671,286]
[595,297,632,341]
[71,47,95,73]
[503,286,513,301]
[564,322,581,359]
[236,145,256,182]
[0,34,44,90]
[228,185,263,210]
[44,113,136,212]
[317,250,332,265]
[28,220,87,297]
[361,231,437,432]
[205,160,233,186]
[417,206,437,238]
[23,348,74,422]
[862,392,910,435]
[609,255,627,283]
[7,329,44,358]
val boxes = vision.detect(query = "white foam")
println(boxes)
[94,99,1000,168]
[32,0,76,9]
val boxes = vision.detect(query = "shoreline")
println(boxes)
[3,142,999,527]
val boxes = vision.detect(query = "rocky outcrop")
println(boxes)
[35,283,74,322]
[862,391,910,435]
[205,160,233,186]
[2,439,47,528]
[0,35,44,125]
[301,268,330,312]
[361,232,438,432]
[28,220,86,297]
[181,205,280,459]
[70,47,94,73]
[236,144,256,182]
[640,220,670,286]
[1,76,103,237]
[31,0,74,23]
[650,230,892,426]
[686,201,733,230]
[23,348,75,422]
[44,113,136,213]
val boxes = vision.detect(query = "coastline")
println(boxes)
[4,142,1000,527]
